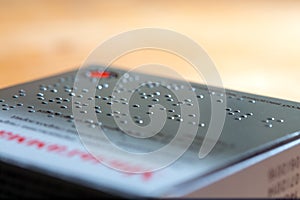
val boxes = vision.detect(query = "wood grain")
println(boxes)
[1,0,300,101]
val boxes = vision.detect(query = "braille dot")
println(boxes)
[197,95,204,99]
[90,124,96,128]
[133,116,141,119]
[64,98,71,102]
[65,89,72,93]
[199,123,205,127]
[28,110,35,113]
[56,97,62,101]
[107,102,113,105]
[19,93,26,97]
[82,89,89,93]
[85,119,94,124]
[28,106,34,109]
[241,115,248,118]
[217,99,223,103]
[266,124,273,128]
[186,103,193,106]
[168,116,175,120]
[96,109,102,114]
[38,97,44,100]
[176,118,183,122]
[268,117,275,121]
[2,108,9,111]
[235,117,242,121]
[16,103,23,107]
[80,110,87,114]
[141,96,147,99]
[12,95,19,98]
[56,101,62,104]
[152,98,159,102]
[153,92,161,96]
[237,97,244,101]
[48,115,54,118]
[61,105,68,109]
[228,112,235,116]
[159,107,166,111]
[168,109,175,113]
[2,104,8,107]
[148,104,154,108]
[185,99,192,102]
[40,87,47,91]
[146,111,153,115]
[70,93,76,96]
[165,94,172,98]
[247,113,254,116]
[140,92,146,96]
[102,97,109,101]
[277,119,284,123]
[133,104,140,108]
[113,111,121,114]
[107,113,114,117]
[0,99,4,103]
[226,108,232,111]
[37,93,44,97]
[55,112,62,116]
[77,95,83,98]
[235,110,241,113]
[249,100,256,104]
[103,83,109,88]
[135,120,144,124]
[167,98,174,102]
[51,89,58,93]
[173,114,181,118]
[42,101,48,105]
[188,114,196,117]
[95,95,101,99]
[88,97,94,101]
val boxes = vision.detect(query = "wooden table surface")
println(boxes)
[1,0,300,102]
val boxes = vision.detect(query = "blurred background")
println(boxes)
[1,0,300,101]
